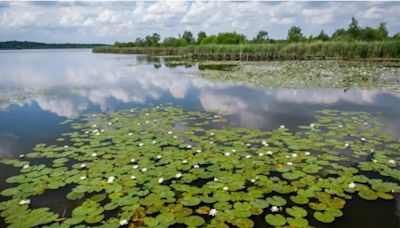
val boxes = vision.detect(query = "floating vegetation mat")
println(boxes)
[190,60,400,93]
[0,106,399,228]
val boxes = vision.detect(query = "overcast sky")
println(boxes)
[0,1,399,44]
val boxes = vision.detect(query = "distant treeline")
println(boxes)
[93,41,400,61]
[111,17,400,48]
[0,41,107,50]
[94,17,400,60]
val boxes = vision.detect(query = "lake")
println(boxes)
[0,49,399,228]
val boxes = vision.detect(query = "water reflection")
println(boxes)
[0,49,399,131]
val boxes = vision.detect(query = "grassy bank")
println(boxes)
[93,41,400,61]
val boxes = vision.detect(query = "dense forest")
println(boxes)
[0,41,107,50]
[112,17,399,48]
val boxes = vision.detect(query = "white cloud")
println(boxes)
[0,1,399,43]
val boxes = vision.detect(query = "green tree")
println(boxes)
[162,37,188,47]
[348,17,360,39]
[182,31,194,43]
[316,30,329,41]
[200,35,216,45]
[254,30,269,43]
[197,31,207,44]
[214,32,246,44]
[377,22,388,39]
[287,26,304,42]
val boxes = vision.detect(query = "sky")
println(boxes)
[0,1,399,44]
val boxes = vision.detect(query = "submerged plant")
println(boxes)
[0,106,398,227]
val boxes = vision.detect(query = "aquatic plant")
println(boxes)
[0,106,398,227]
[191,60,400,93]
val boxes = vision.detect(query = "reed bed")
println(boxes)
[93,41,400,61]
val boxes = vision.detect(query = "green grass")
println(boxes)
[93,41,400,60]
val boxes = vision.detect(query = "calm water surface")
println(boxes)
[0,49,399,227]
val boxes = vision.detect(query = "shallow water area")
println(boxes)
[0,49,399,228]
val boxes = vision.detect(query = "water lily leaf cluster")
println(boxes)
[0,106,399,227]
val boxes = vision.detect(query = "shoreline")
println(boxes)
[92,41,400,61]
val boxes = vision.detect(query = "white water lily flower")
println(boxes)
[92,129,98,133]
[107,176,115,183]
[223,186,229,191]
[96,132,100,136]
[175,173,182,178]
[280,125,285,129]
[224,152,231,157]
[310,123,315,128]
[108,122,112,125]
[173,135,178,139]
[85,131,89,134]
[361,137,366,141]
[209,208,218,216]
[158,178,164,184]
[92,153,97,157]
[344,143,350,147]
[389,159,396,165]
[80,176,87,180]
[182,160,188,164]
[305,151,311,156]
[80,164,86,168]
[168,131,173,134]
[246,143,251,147]
[130,109,134,112]
[130,175,136,179]
[23,164,30,169]
[145,120,149,124]
[128,133,133,136]
[137,123,141,126]
[152,140,157,144]
[270,206,279,212]
[372,159,377,163]
[92,124,97,128]
[348,182,356,189]
[292,153,298,158]
[258,152,264,157]
[250,179,256,183]
[210,132,214,136]
[19,154,25,158]
[92,114,96,117]
[101,129,105,133]
[287,162,293,166]
[132,165,139,169]
[339,124,343,128]
[19,199,30,205]
[196,149,202,153]
[156,155,162,159]
[364,122,368,126]
[145,113,149,116]
[232,149,236,153]
[119,219,128,226]
[141,168,148,172]
[187,145,192,149]
[210,141,214,144]
[266,151,274,155]
[246,155,252,158]
[130,158,136,163]
[214,177,219,181]
[193,164,200,169]
[262,141,269,146]
[138,143,144,147]
[64,145,69,148]
[285,155,290,158]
